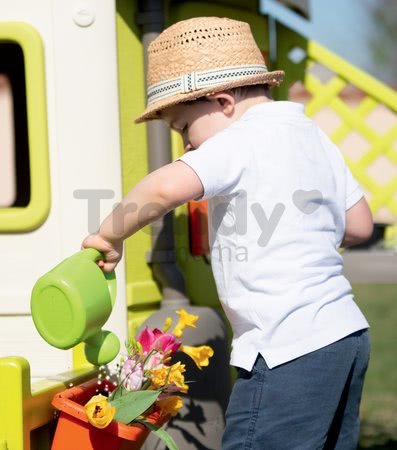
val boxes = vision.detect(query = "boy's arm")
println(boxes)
[82,161,203,271]
[341,197,373,248]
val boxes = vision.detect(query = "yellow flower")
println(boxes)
[163,317,172,333]
[84,394,116,429]
[171,309,199,338]
[150,362,189,393]
[181,345,214,369]
[149,366,168,388]
[156,396,183,417]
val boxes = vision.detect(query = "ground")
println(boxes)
[355,284,397,449]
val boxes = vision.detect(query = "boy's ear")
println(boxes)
[206,91,235,115]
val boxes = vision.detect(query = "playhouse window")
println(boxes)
[0,23,50,232]
[0,43,30,208]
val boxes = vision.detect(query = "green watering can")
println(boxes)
[31,248,120,366]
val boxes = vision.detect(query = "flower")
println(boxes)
[82,309,214,449]
[84,394,116,429]
[137,327,181,356]
[156,395,183,417]
[144,351,164,370]
[171,309,199,338]
[163,317,172,332]
[121,358,144,391]
[150,362,188,393]
[181,345,214,369]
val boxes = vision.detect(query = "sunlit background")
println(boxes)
[262,0,396,87]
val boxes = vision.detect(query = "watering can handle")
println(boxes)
[80,248,117,308]
[81,247,105,262]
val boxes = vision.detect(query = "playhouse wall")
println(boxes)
[115,0,163,337]
[0,0,127,381]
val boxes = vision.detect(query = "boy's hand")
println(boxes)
[81,233,123,273]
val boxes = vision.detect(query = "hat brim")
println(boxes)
[135,70,285,124]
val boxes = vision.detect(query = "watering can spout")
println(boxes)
[31,249,120,366]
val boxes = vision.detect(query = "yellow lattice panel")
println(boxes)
[291,41,397,224]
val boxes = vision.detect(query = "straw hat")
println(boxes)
[135,16,284,123]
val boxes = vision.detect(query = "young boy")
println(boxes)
[83,17,373,449]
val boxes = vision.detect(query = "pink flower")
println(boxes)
[137,327,181,356]
[144,351,164,370]
[121,358,144,391]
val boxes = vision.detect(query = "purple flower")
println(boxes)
[121,358,144,391]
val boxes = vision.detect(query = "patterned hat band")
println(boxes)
[147,64,269,106]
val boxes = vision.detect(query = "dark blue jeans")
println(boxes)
[222,330,370,450]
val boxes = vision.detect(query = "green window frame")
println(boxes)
[0,22,50,232]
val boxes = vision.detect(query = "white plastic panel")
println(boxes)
[0,0,127,378]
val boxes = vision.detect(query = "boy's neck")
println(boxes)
[234,94,273,120]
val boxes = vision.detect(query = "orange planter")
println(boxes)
[51,378,169,450]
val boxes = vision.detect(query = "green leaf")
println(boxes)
[110,390,161,424]
[109,385,128,401]
[135,418,179,450]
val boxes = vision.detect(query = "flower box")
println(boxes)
[51,378,168,450]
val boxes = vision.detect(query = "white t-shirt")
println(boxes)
[178,101,369,370]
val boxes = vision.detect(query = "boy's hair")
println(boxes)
[232,84,272,100]
[183,84,272,106]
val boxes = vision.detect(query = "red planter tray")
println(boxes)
[51,378,169,450]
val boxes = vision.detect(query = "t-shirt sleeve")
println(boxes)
[345,163,364,210]
[176,131,246,199]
